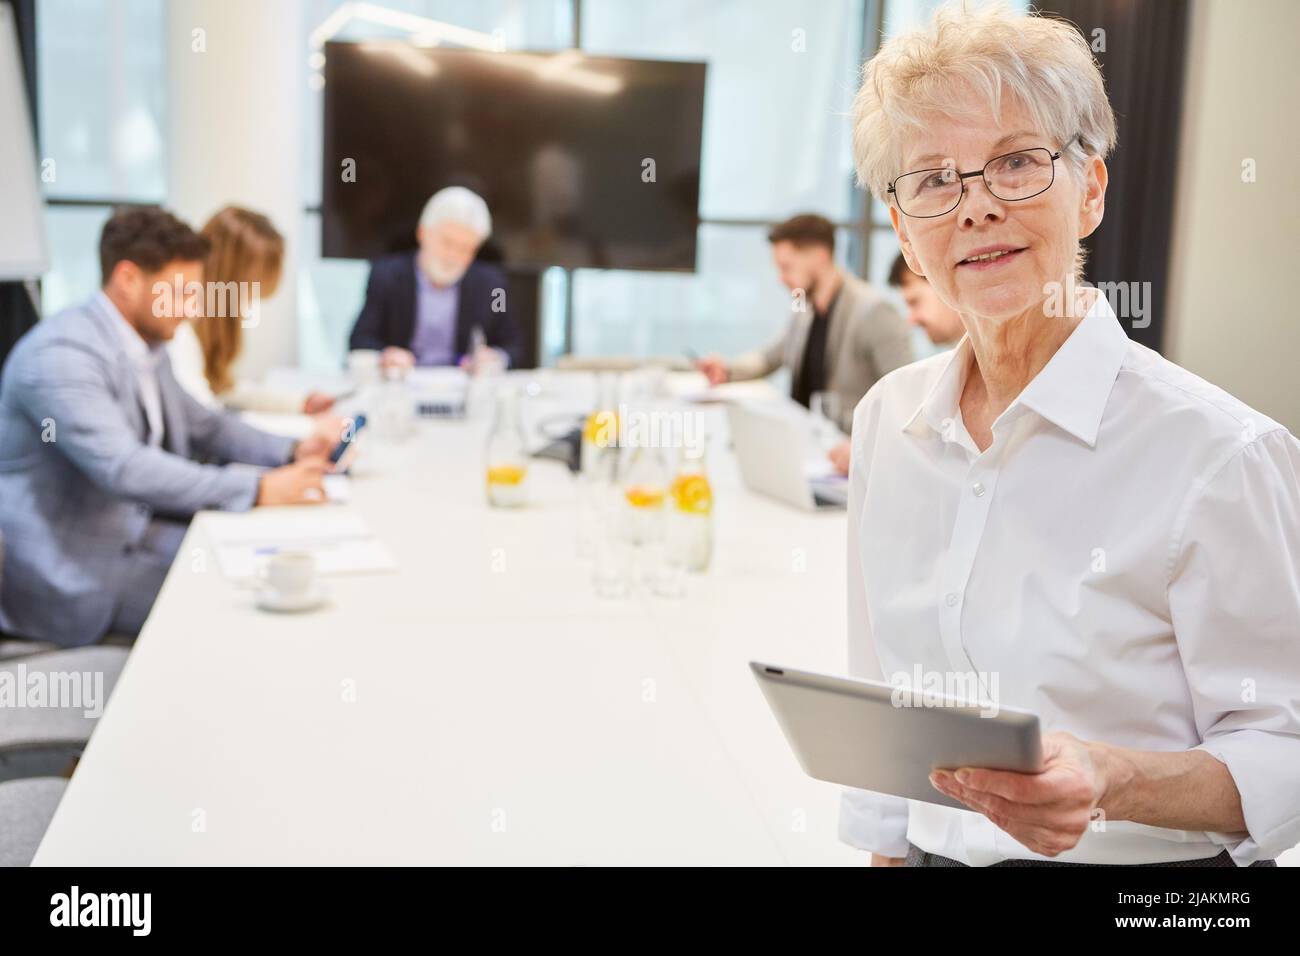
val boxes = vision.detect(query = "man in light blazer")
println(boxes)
[0,207,334,647]
[695,214,913,433]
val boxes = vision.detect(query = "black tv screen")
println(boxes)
[321,43,706,271]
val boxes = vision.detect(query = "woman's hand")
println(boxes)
[929,731,1107,857]
[302,391,335,414]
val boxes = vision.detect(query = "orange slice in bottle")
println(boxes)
[671,474,713,514]
[624,486,666,509]
[583,411,620,447]
[486,464,528,486]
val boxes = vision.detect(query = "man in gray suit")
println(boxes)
[695,214,913,432]
[0,207,333,647]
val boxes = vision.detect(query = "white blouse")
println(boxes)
[840,291,1300,865]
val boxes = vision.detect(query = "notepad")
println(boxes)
[202,509,398,581]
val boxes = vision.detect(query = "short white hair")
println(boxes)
[851,1,1117,204]
[418,186,492,237]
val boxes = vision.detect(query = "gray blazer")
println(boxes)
[0,294,296,646]
[729,270,914,431]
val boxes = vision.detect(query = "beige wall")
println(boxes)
[1165,0,1300,432]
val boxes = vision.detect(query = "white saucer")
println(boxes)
[256,582,330,613]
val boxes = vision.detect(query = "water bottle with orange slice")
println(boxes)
[485,386,529,508]
[580,372,621,474]
[668,443,713,572]
[621,444,668,545]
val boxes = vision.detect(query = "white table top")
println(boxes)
[35,391,862,865]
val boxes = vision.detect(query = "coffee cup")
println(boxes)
[261,550,317,600]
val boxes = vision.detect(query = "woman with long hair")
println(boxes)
[169,205,334,414]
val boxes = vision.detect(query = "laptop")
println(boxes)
[726,403,848,511]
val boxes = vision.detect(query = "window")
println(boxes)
[569,0,872,361]
[572,223,861,361]
[36,0,166,316]
[37,0,166,203]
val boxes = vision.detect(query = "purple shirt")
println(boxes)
[409,269,460,366]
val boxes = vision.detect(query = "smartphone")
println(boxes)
[329,414,367,466]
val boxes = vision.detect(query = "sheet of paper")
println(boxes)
[322,474,351,504]
[202,509,397,580]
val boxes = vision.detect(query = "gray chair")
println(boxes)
[0,530,132,781]
[0,777,67,866]
[0,638,59,660]
[0,646,129,782]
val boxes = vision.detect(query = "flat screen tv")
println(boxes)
[321,43,706,271]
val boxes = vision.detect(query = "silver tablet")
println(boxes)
[751,662,1043,809]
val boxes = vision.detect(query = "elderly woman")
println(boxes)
[842,2,1300,867]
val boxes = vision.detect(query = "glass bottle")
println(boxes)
[590,444,631,598]
[581,372,620,475]
[621,442,668,547]
[376,362,414,443]
[668,441,713,573]
[485,385,529,508]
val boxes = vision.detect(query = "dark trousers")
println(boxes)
[904,842,1277,867]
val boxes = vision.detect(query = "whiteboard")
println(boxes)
[0,4,48,280]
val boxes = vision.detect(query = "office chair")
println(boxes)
[0,777,66,866]
[0,646,129,782]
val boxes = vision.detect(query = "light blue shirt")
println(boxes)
[410,269,460,366]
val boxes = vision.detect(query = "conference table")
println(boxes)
[35,372,863,865]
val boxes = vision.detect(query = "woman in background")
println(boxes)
[170,205,335,415]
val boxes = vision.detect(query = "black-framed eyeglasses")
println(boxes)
[887,145,1066,219]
